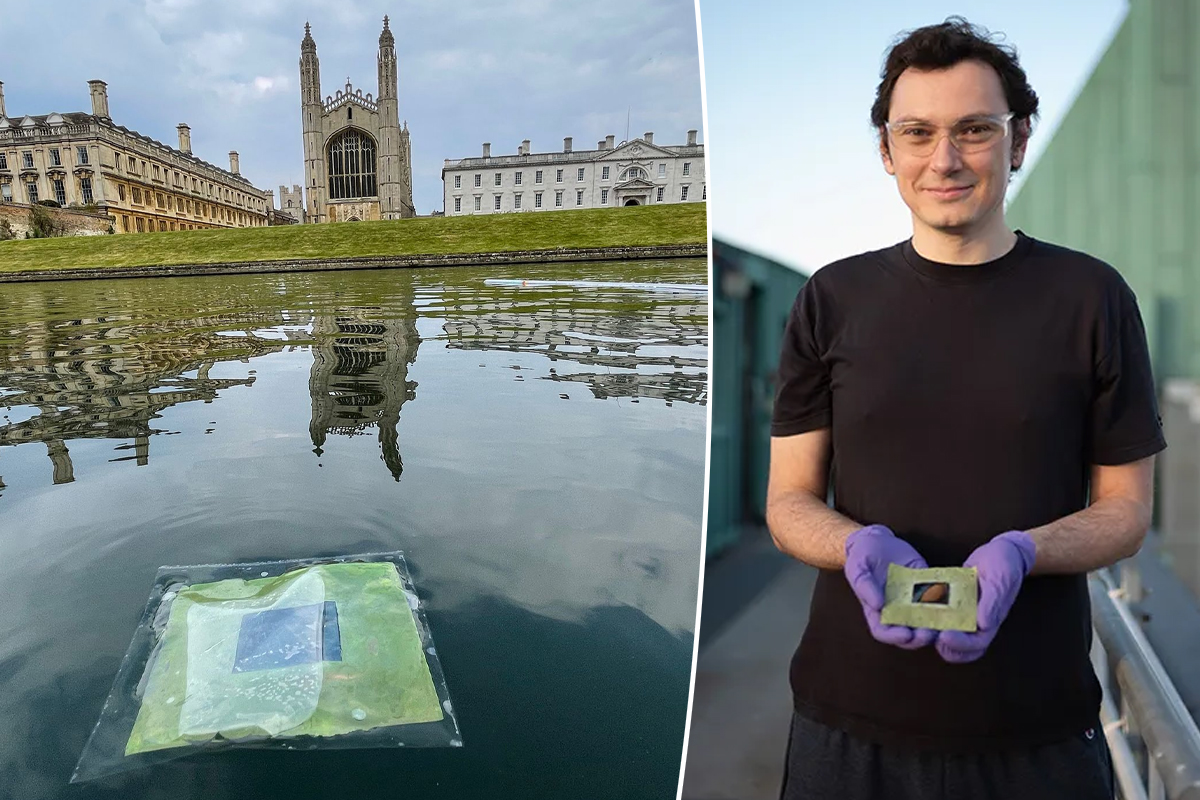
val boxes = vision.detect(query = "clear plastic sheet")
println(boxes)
[73,552,462,783]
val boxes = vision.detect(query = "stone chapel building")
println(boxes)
[300,17,415,223]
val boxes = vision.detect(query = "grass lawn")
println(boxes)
[0,203,707,273]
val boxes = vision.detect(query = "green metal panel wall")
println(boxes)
[708,239,807,558]
[1007,0,1200,381]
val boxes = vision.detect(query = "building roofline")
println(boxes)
[0,111,263,191]
[443,139,703,170]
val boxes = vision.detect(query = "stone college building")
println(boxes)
[300,17,415,224]
[441,130,705,216]
[0,80,269,234]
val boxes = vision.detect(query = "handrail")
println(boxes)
[1090,568,1200,800]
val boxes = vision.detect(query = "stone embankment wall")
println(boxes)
[0,203,113,239]
[0,243,708,283]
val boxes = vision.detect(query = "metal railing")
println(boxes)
[1090,563,1200,799]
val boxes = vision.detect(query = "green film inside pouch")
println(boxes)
[126,561,444,755]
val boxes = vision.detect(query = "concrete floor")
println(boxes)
[683,531,815,800]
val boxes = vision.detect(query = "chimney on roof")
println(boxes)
[598,140,606,150]
[687,129,698,145]
[483,142,491,158]
[521,138,531,156]
[0,81,5,119]
[605,134,615,149]
[229,151,240,175]
[88,80,110,119]
[563,136,572,153]
[644,131,653,144]
[177,124,192,154]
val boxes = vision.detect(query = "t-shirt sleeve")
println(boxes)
[771,279,832,437]
[1089,283,1167,465]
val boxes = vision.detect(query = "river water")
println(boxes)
[0,259,707,799]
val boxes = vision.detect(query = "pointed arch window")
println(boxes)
[327,129,377,199]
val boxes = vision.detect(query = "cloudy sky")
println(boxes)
[1,0,704,215]
[702,0,1128,272]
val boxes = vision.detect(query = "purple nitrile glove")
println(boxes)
[936,530,1037,664]
[844,524,938,650]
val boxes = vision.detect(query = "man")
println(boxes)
[767,17,1166,800]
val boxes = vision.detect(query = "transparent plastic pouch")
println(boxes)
[73,552,462,783]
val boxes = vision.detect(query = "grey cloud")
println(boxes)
[3,0,702,214]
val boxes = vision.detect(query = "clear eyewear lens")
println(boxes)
[889,115,1012,155]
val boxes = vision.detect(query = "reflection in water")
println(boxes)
[308,312,419,481]
[0,296,422,488]
[437,286,707,405]
[0,268,705,493]
[0,316,286,486]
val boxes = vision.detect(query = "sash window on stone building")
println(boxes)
[1,184,11,203]
[77,147,89,165]
[494,195,501,210]
[22,151,34,169]
[556,169,563,182]
[0,153,7,169]
[601,189,608,204]
[576,189,583,206]
[82,179,93,205]
[53,179,66,206]
[555,190,563,207]
[26,182,38,203]
[602,166,610,180]
[535,192,542,208]
[454,197,461,212]
[49,149,61,167]
[514,193,522,209]
[657,187,664,202]
[535,170,543,184]
[680,185,689,200]
[576,168,585,181]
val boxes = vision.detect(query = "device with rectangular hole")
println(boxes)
[881,566,977,631]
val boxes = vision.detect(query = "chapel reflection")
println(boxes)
[436,286,707,405]
[307,310,420,481]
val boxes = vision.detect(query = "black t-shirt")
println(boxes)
[771,231,1167,752]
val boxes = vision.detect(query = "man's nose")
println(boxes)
[929,133,964,174]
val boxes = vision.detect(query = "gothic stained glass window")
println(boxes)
[327,129,378,200]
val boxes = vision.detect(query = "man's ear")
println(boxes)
[1011,118,1031,170]
[879,131,896,176]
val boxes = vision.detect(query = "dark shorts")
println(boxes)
[779,713,1114,800]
